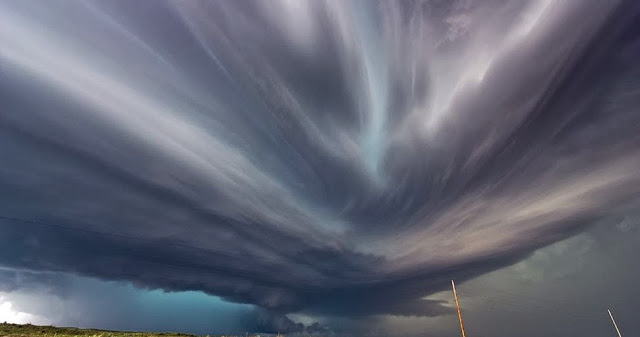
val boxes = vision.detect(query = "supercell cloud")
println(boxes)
[1,0,640,333]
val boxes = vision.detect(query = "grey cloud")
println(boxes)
[0,268,69,294]
[1,0,640,333]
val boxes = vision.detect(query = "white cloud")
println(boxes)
[0,296,50,325]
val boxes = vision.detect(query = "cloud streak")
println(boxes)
[1,0,639,332]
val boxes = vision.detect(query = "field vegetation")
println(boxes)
[0,323,197,337]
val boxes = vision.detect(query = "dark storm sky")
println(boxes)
[1,0,639,336]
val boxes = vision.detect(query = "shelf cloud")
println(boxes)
[1,0,639,333]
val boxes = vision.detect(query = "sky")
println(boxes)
[0,0,639,336]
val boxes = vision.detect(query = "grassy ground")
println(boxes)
[0,323,198,337]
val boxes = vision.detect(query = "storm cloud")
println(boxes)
[1,0,640,333]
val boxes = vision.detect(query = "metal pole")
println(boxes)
[608,309,622,337]
[451,280,467,337]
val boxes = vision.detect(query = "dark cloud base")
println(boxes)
[1,0,640,333]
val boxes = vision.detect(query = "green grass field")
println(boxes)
[0,323,198,337]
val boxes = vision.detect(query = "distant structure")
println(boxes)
[451,280,467,337]
[607,309,622,337]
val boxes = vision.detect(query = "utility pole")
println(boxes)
[608,309,622,337]
[451,280,467,337]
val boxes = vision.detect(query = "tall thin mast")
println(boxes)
[451,280,467,337]
[608,309,622,337]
